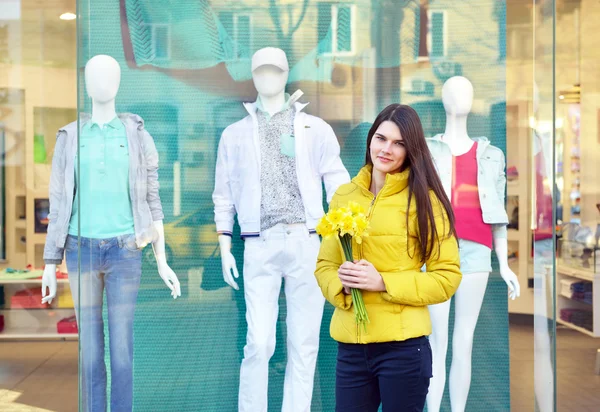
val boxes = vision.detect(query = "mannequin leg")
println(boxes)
[533,239,554,412]
[282,232,324,412]
[65,237,106,412]
[426,299,452,412]
[448,271,490,412]
[105,235,142,412]
[239,236,283,412]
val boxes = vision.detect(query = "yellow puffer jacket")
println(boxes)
[315,166,462,344]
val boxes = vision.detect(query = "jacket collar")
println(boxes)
[429,134,491,151]
[353,165,410,197]
[243,96,309,117]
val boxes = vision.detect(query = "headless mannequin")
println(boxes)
[426,76,520,412]
[41,54,181,303]
[219,60,290,289]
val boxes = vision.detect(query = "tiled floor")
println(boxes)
[510,319,600,412]
[0,341,78,411]
[0,321,599,411]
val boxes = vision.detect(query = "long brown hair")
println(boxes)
[365,104,457,262]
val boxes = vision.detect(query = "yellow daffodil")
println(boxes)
[348,201,364,216]
[326,208,346,228]
[315,202,371,331]
[315,217,335,238]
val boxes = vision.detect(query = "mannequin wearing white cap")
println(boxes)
[425,76,520,412]
[213,47,349,412]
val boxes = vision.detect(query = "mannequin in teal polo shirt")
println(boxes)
[69,116,135,238]
[40,54,180,412]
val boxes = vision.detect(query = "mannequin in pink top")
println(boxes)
[426,76,521,412]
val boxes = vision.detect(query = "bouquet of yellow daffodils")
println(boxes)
[316,201,370,330]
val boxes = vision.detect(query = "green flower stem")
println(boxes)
[340,234,370,332]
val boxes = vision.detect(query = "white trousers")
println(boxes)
[238,223,325,412]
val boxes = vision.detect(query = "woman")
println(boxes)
[315,104,462,411]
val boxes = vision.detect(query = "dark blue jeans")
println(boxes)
[336,336,432,412]
[65,234,142,412]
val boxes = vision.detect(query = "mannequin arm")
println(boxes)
[319,122,351,202]
[213,134,236,235]
[493,228,520,300]
[218,234,240,290]
[44,131,67,265]
[152,220,181,299]
[492,150,519,300]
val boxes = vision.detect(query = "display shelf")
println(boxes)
[0,332,77,340]
[559,292,592,305]
[0,308,77,340]
[15,219,26,229]
[1,279,74,340]
[507,229,520,242]
[557,318,595,338]
[0,278,69,285]
[507,180,519,196]
[33,189,49,199]
[32,234,47,245]
[556,263,599,337]
[557,263,595,282]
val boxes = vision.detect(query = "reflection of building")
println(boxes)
[209,0,380,124]
[400,0,504,132]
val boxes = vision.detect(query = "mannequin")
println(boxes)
[531,83,554,412]
[40,54,180,412]
[213,47,349,412]
[425,76,520,412]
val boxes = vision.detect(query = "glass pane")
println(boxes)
[1,1,78,411]
[71,1,561,411]
[532,0,557,411]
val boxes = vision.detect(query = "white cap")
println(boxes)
[251,47,289,72]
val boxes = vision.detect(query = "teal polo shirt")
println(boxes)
[69,117,135,238]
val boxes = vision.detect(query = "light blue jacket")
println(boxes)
[43,114,164,264]
[426,134,509,239]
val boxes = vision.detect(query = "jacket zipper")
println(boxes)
[357,194,376,343]
[359,195,376,260]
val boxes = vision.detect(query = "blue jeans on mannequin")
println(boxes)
[335,336,432,412]
[65,234,142,412]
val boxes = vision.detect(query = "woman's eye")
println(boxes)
[377,136,385,141]
[395,141,404,146]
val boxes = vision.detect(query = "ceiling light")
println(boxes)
[60,12,76,21]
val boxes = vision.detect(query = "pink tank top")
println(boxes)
[451,142,493,249]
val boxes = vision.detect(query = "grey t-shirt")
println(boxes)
[258,107,306,231]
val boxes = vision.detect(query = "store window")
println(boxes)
[6,1,600,411]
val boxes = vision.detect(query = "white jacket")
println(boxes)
[213,102,350,237]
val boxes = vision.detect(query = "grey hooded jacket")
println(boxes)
[43,113,164,264]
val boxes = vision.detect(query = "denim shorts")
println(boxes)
[459,239,492,274]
